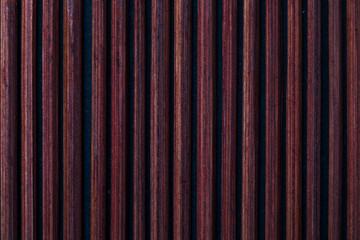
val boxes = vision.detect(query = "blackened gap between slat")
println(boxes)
[302,0,308,239]
[145,0,151,238]
[106,0,112,238]
[36,0,43,238]
[340,1,347,238]
[236,0,244,238]
[215,0,222,238]
[169,0,174,238]
[59,0,64,238]
[320,0,329,238]
[82,0,92,238]
[190,0,198,238]
[281,0,287,238]
[258,0,266,238]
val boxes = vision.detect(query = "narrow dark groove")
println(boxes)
[214,0,223,238]
[145,0,151,238]
[258,0,266,239]
[281,0,287,238]
[17,0,22,236]
[36,0,43,238]
[236,0,244,238]
[320,0,329,238]
[302,0,308,239]
[190,0,198,238]
[82,0,92,238]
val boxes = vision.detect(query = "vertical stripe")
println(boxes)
[151,0,170,238]
[111,0,129,239]
[133,0,146,238]
[328,0,342,238]
[286,0,302,238]
[347,0,360,238]
[221,0,237,238]
[21,0,36,238]
[0,0,19,239]
[63,0,82,239]
[174,0,192,238]
[43,0,60,238]
[306,0,321,239]
[197,0,215,238]
[265,0,282,238]
[91,0,107,239]
[242,0,259,239]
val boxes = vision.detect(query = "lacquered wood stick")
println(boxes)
[63,0,82,239]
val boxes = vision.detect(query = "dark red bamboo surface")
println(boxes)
[21,0,36,238]
[286,0,302,239]
[111,0,129,239]
[63,0,82,239]
[197,0,215,238]
[1,0,19,239]
[241,1,259,239]
[133,0,146,239]
[174,0,191,238]
[265,0,282,239]
[42,0,59,239]
[91,0,107,239]
[151,0,170,238]
[1,1,359,239]
[328,0,343,239]
[306,0,321,239]
[346,0,360,238]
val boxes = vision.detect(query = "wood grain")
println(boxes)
[91,0,107,239]
[174,0,192,239]
[133,0,146,238]
[21,0,36,238]
[286,0,302,239]
[63,0,82,239]
[221,0,237,239]
[111,0,129,239]
[265,0,282,239]
[197,0,215,238]
[346,0,360,238]
[0,0,19,239]
[151,0,170,238]
[306,0,321,239]
[328,0,342,238]
[42,0,59,239]
[242,0,259,239]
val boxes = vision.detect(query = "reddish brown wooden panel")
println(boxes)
[91,0,107,239]
[21,0,36,238]
[151,0,170,238]
[63,0,82,239]
[174,0,192,238]
[241,0,259,239]
[0,0,19,239]
[133,0,146,238]
[111,0,129,239]
[286,1,302,239]
[346,0,360,238]
[306,0,321,239]
[197,0,215,238]
[221,0,237,239]
[42,0,60,238]
[265,0,282,239]
[328,1,342,238]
